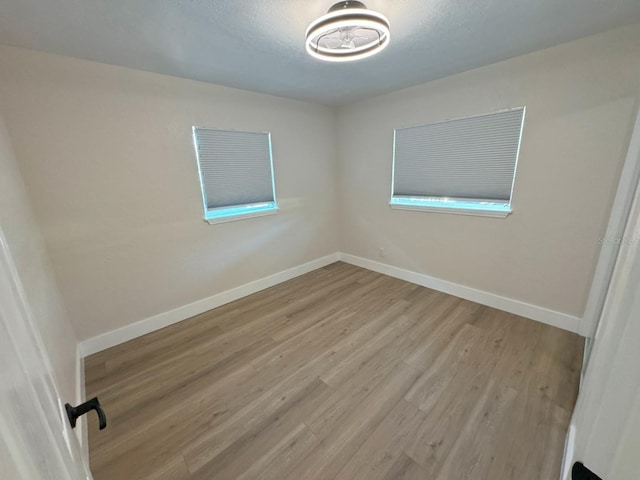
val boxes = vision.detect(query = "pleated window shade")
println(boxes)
[193,127,277,223]
[391,108,525,216]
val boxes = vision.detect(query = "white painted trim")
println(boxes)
[79,253,340,356]
[389,202,511,218]
[74,347,89,464]
[338,253,581,333]
[580,108,640,338]
[205,205,278,225]
[561,137,640,479]
[560,107,640,477]
[560,424,576,480]
[79,250,583,358]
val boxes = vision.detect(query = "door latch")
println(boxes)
[65,397,107,430]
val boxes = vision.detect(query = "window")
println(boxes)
[390,107,525,218]
[192,127,278,224]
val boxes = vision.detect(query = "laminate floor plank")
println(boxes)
[187,379,331,480]
[284,362,422,480]
[382,453,431,480]
[334,400,427,480]
[86,262,584,480]
[239,424,320,480]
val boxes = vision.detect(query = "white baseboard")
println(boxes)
[79,250,581,358]
[79,253,340,357]
[338,253,581,334]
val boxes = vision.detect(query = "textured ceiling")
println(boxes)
[1,0,640,105]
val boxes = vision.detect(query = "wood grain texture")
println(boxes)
[85,262,584,480]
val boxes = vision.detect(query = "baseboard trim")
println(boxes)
[79,250,581,357]
[338,253,581,334]
[79,253,340,357]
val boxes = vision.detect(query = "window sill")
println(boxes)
[204,203,279,224]
[389,198,511,218]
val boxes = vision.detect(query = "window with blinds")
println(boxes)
[391,107,525,218]
[192,127,278,224]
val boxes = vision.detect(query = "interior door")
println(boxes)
[561,135,640,479]
[0,229,91,480]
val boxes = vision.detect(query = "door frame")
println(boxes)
[580,106,640,340]
[561,103,640,479]
[0,228,92,479]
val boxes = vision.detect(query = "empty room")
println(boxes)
[1,1,640,479]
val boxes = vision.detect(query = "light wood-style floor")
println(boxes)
[85,262,584,480]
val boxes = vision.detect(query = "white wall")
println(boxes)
[0,46,339,341]
[2,24,640,347]
[336,23,640,320]
[0,114,78,402]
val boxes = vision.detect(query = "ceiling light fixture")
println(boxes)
[305,1,390,62]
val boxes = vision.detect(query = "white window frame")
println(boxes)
[390,107,526,218]
[192,127,278,225]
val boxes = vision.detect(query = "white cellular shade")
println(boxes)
[392,108,525,202]
[193,127,276,210]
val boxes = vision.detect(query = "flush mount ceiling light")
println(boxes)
[305,1,390,62]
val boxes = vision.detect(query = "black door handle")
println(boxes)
[65,397,107,430]
[572,462,603,480]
